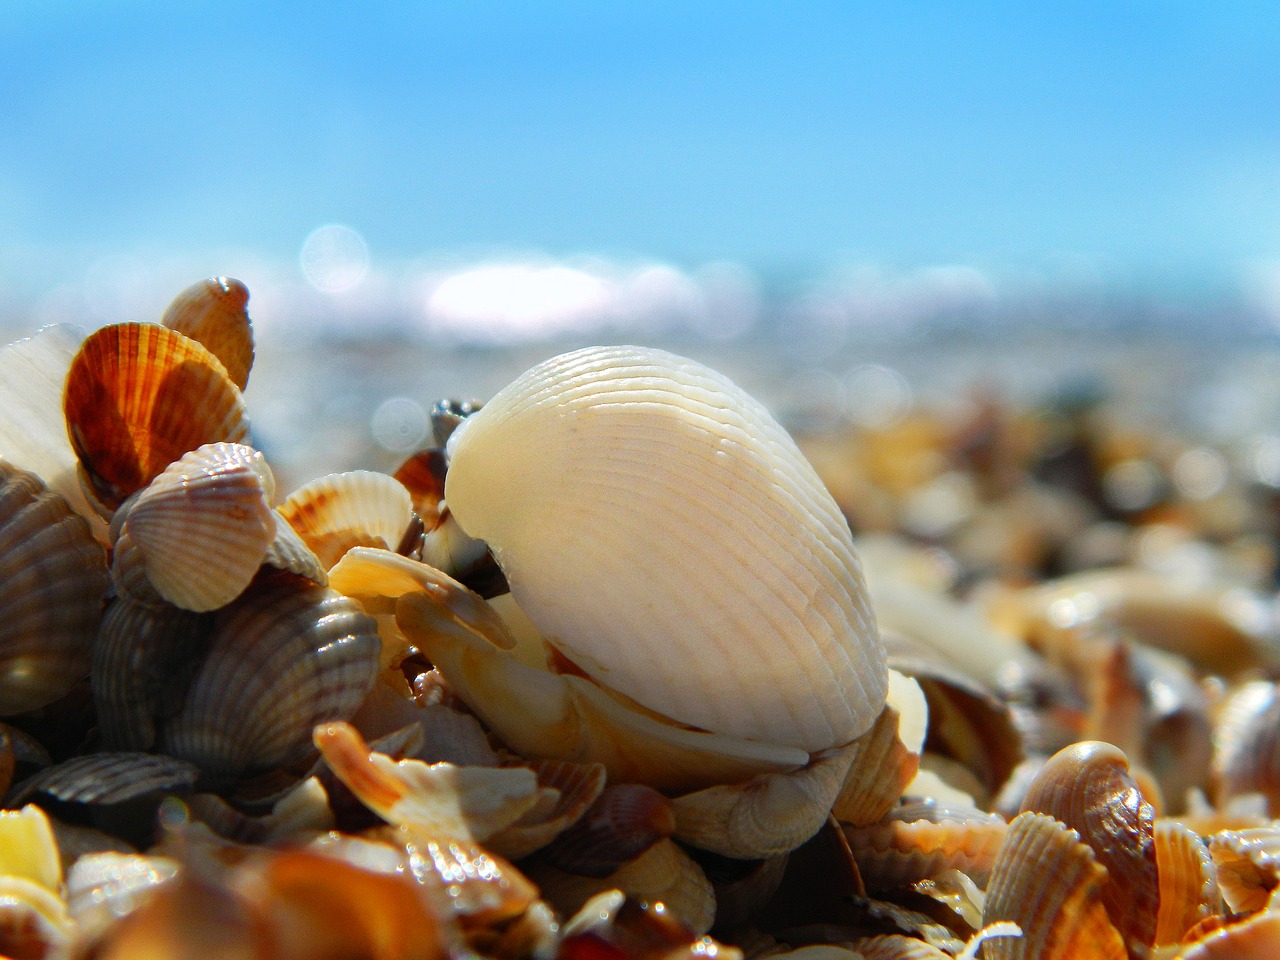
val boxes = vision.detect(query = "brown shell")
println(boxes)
[160,277,254,390]
[1211,681,1280,814]
[539,783,676,878]
[982,812,1126,960]
[63,322,250,512]
[485,759,609,861]
[1018,740,1158,955]
[392,447,448,529]
[0,461,109,714]
[91,595,213,752]
[156,580,381,787]
[6,752,199,807]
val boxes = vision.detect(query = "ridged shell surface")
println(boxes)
[0,461,109,714]
[444,346,886,751]
[63,323,250,511]
[160,277,255,390]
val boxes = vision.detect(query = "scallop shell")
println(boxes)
[1205,825,1280,914]
[443,345,887,752]
[538,783,676,878]
[63,322,250,512]
[842,801,1007,891]
[0,461,109,714]
[110,443,277,611]
[157,580,380,786]
[160,277,254,390]
[1153,818,1220,947]
[277,470,416,570]
[1211,680,1280,814]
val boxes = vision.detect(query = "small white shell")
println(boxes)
[444,346,886,751]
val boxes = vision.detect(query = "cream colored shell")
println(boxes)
[443,345,886,752]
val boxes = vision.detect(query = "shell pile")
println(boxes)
[0,278,1276,958]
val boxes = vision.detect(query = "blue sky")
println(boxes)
[2,1,1278,333]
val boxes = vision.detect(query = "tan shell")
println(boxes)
[444,345,887,752]
[982,812,1126,960]
[1211,680,1280,814]
[1205,826,1280,914]
[277,470,416,570]
[842,801,1008,891]
[110,443,277,611]
[63,322,250,512]
[1018,740,1158,956]
[1153,818,1220,947]
[831,670,927,826]
[672,737,861,859]
[157,580,380,786]
[160,277,254,390]
[0,461,109,714]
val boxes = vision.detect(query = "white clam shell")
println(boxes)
[444,345,886,751]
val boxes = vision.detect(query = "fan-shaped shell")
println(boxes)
[157,580,380,786]
[277,470,416,570]
[443,345,886,752]
[110,443,277,611]
[160,277,255,390]
[63,322,250,512]
[0,461,109,714]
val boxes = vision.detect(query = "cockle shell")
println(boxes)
[160,276,255,390]
[443,345,887,752]
[110,442,277,611]
[277,469,416,570]
[0,461,109,714]
[63,322,251,513]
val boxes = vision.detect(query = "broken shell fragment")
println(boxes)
[443,345,887,752]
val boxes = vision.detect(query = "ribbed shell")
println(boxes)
[110,443,277,611]
[277,470,415,570]
[63,323,250,512]
[444,345,886,751]
[157,581,380,786]
[0,461,109,714]
[160,277,254,390]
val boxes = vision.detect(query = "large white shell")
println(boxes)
[443,345,886,751]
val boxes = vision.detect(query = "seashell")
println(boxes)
[1153,818,1220,947]
[92,595,212,751]
[393,447,449,528]
[1018,740,1158,957]
[843,935,953,959]
[1211,680,1280,815]
[0,460,109,714]
[185,776,335,845]
[277,469,416,570]
[981,812,1126,960]
[6,752,200,808]
[110,442,277,611]
[443,345,887,752]
[830,670,927,827]
[485,758,609,861]
[1009,568,1278,676]
[527,838,716,935]
[337,547,809,793]
[0,324,107,537]
[1175,909,1280,960]
[160,276,254,389]
[65,851,180,946]
[884,631,1022,801]
[0,806,71,957]
[539,783,675,878]
[842,801,1007,891]
[559,889,734,960]
[63,322,250,512]
[672,737,860,860]
[1205,825,1280,914]
[157,580,380,787]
